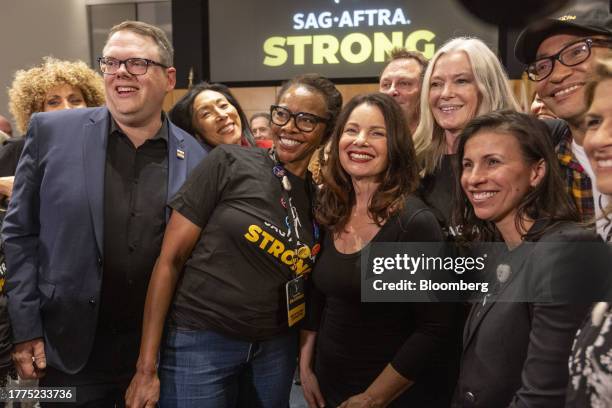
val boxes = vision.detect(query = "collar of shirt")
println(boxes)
[109,113,169,143]
[556,130,594,220]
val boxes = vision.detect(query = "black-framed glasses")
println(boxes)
[270,105,328,133]
[526,38,612,81]
[97,57,168,76]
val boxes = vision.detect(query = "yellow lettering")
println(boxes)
[268,239,285,257]
[259,231,275,250]
[244,225,262,242]
[373,32,404,62]
[262,31,439,69]
[340,33,372,64]
[405,30,436,59]
[263,37,288,67]
[313,35,340,64]
[287,36,313,65]
[281,250,295,265]
[293,259,311,275]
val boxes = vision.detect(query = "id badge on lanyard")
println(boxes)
[269,149,319,327]
[286,275,306,326]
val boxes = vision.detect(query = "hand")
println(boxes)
[300,365,326,408]
[125,369,160,408]
[12,338,46,379]
[0,176,14,199]
[339,393,381,408]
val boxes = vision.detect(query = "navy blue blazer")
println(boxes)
[2,107,206,374]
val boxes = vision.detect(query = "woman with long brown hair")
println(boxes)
[453,110,609,407]
[300,93,458,408]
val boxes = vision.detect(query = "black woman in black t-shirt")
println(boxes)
[125,74,342,408]
[299,93,460,408]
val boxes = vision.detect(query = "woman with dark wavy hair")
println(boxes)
[300,93,458,408]
[452,110,610,407]
[454,111,578,243]
[169,82,256,150]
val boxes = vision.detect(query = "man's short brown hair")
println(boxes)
[106,20,174,67]
[381,47,428,77]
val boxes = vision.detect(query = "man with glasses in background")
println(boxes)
[2,21,205,406]
[515,2,612,224]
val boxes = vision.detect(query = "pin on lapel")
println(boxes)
[496,263,512,284]
[176,148,185,159]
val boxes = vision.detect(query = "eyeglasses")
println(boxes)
[526,38,612,81]
[270,105,328,133]
[97,57,168,76]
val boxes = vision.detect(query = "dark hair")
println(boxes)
[317,93,420,231]
[381,47,428,78]
[250,112,270,123]
[276,73,342,145]
[453,110,578,242]
[169,82,255,147]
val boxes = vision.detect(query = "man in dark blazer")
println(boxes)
[2,21,206,405]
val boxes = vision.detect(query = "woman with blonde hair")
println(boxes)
[0,57,104,179]
[567,54,612,407]
[414,37,519,234]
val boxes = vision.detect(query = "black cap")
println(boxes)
[515,2,612,64]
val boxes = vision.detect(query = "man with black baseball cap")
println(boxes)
[515,1,612,225]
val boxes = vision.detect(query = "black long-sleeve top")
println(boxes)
[306,195,462,407]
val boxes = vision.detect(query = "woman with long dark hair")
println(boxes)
[452,110,609,407]
[300,93,458,408]
[169,82,256,150]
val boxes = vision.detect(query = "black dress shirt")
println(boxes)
[98,118,168,333]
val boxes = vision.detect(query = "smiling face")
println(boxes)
[584,79,612,194]
[250,116,272,140]
[191,90,242,146]
[272,85,328,177]
[339,102,388,183]
[535,34,608,124]
[429,51,481,142]
[461,131,544,232]
[42,83,87,112]
[379,58,423,126]
[102,30,176,128]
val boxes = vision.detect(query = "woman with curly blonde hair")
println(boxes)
[8,56,105,135]
[0,57,105,181]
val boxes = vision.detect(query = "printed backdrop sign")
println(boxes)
[209,0,497,82]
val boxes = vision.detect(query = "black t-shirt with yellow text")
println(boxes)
[169,144,315,341]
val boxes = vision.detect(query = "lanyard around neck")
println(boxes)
[268,148,320,275]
